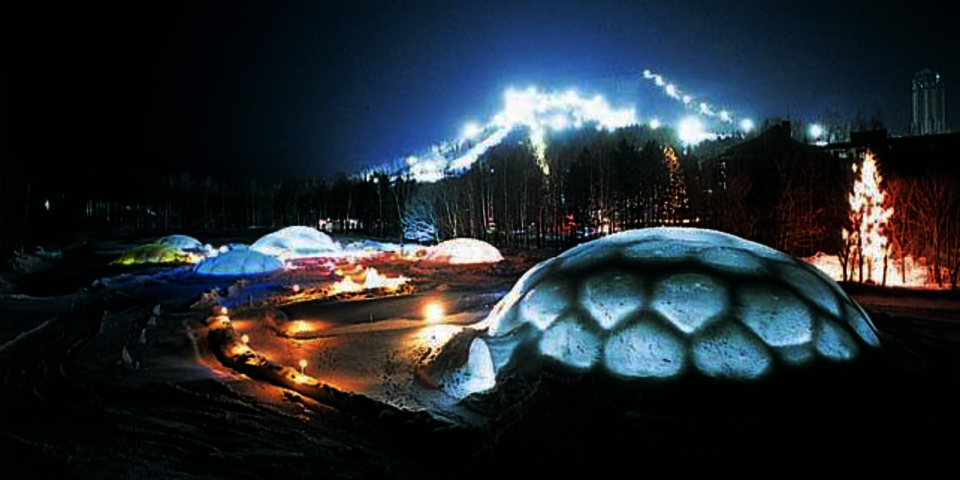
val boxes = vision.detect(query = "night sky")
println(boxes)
[5,0,958,181]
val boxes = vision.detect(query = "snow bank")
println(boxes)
[423,238,503,265]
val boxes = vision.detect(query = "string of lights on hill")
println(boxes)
[387,69,757,183]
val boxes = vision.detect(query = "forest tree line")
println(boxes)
[2,124,957,286]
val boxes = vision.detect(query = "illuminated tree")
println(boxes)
[662,145,688,224]
[843,153,893,284]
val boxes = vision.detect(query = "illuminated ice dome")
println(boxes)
[112,244,195,265]
[194,247,284,276]
[155,234,204,251]
[251,226,341,260]
[423,238,504,265]
[440,228,881,399]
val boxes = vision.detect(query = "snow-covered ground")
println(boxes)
[2,231,960,477]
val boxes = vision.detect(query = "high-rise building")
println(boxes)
[912,69,946,135]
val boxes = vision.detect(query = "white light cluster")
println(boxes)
[642,68,753,135]
[406,154,446,183]
[461,121,482,140]
[400,69,757,183]
[406,87,638,182]
[644,69,730,122]
[492,87,638,133]
[677,116,717,147]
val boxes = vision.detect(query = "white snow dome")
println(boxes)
[434,228,882,399]
[155,234,204,252]
[194,247,284,276]
[251,226,341,260]
[423,238,504,265]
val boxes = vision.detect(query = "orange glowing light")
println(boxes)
[292,320,310,333]
[241,334,250,344]
[807,152,934,288]
[293,373,315,385]
[425,302,444,323]
[299,358,307,375]
[848,153,893,283]
[220,306,228,315]
[329,267,409,295]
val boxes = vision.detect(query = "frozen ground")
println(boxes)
[2,231,960,477]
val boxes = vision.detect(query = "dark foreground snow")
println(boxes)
[2,234,960,478]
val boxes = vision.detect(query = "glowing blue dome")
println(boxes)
[194,247,284,276]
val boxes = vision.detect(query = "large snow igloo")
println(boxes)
[251,226,341,260]
[431,227,883,400]
[422,238,504,265]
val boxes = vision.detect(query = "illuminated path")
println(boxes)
[227,287,508,415]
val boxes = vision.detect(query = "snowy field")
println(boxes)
[2,230,960,477]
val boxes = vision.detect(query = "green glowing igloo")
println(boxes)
[435,227,882,399]
[112,244,195,266]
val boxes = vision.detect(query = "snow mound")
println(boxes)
[434,228,882,399]
[423,238,503,265]
[112,244,195,265]
[194,248,284,276]
[155,235,204,251]
[251,226,341,260]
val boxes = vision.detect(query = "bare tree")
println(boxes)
[890,174,960,287]
[773,152,846,256]
[402,184,440,243]
[716,168,758,241]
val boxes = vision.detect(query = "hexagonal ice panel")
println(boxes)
[539,316,602,369]
[776,344,815,365]
[514,259,555,293]
[483,293,522,336]
[519,279,572,330]
[844,303,881,347]
[624,239,706,262]
[815,318,859,361]
[647,228,737,246]
[739,284,813,347]
[778,263,841,318]
[438,338,496,400]
[652,273,728,333]
[560,243,621,270]
[604,320,685,378]
[579,271,645,329]
[697,247,766,276]
[693,323,772,379]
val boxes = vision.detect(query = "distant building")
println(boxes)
[824,128,960,177]
[912,69,946,136]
